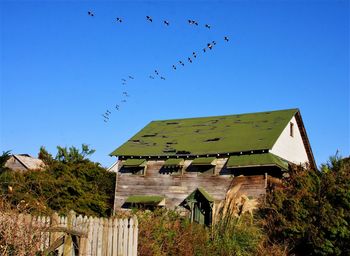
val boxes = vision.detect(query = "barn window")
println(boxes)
[290,122,294,137]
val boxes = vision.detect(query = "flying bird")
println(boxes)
[104,119,108,123]
[88,11,94,17]
[212,40,216,45]
[128,75,134,79]
[172,65,176,70]
[203,48,207,53]
[102,114,109,119]
[188,57,192,63]
[149,75,155,79]
[205,24,211,29]
[193,52,197,58]
[164,20,170,26]
[188,19,193,24]
[116,104,120,110]
[224,36,229,42]
[146,16,153,22]
[155,70,159,75]
[121,99,127,103]
[122,82,127,85]
[116,17,122,23]
[194,21,198,26]
[106,110,111,114]
[179,61,184,66]
[207,43,213,50]
[122,78,126,82]
[160,76,166,80]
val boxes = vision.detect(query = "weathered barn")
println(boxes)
[5,154,46,172]
[110,108,315,225]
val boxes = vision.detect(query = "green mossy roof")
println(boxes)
[125,195,164,204]
[111,109,298,157]
[186,187,214,202]
[226,153,288,170]
[191,157,216,165]
[122,158,146,167]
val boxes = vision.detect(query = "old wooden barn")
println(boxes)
[110,108,316,225]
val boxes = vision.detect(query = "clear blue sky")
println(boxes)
[1,0,349,168]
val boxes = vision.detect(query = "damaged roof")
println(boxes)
[111,108,299,157]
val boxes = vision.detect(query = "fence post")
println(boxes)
[132,216,138,256]
[63,210,75,256]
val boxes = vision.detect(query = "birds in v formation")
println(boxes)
[87,11,230,123]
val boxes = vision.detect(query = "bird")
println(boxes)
[116,104,120,110]
[188,57,192,63]
[149,75,155,79]
[224,36,229,42]
[104,119,108,123]
[212,40,216,45]
[194,21,198,26]
[128,75,134,79]
[160,76,166,80]
[193,52,197,58]
[122,78,126,82]
[121,99,127,103]
[88,11,94,17]
[107,110,111,114]
[155,70,159,75]
[179,61,184,66]
[205,24,211,29]
[146,16,153,22]
[122,82,127,85]
[116,17,122,23]
[188,19,193,24]
[123,92,130,97]
[164,20,170,26]
[172,65,177,70]
[207,43,213,50]
[102,114,109,119]
[203,48,207,53]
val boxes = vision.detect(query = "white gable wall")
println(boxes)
[270,116,309,165]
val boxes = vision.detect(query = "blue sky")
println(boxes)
[1,0,349,168]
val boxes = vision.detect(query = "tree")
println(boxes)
[38,146,54,165]
[55,144,96,164]
[0,151,11,174]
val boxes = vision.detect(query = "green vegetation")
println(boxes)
[0,145,115,217]
[260,154,350,255]
[111,109,297,157]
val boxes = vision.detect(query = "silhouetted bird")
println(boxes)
[188,19,192,24]
[212,40,216,45]
[146,16,153,22]
[116,17,122,23]
[188,57,192,63]
[121,99,127,103]
[194,21,198,26]
[149,75,155,79]
[104,119,107,123]
[88,11,94,17]
[122,78,126,82]
[160,76,166,80]
[224,36,229,42]
[128,75,134,79]
[107,110,111,114]
[164,20,170,26]
[122,82,127,85]
[179,61,184,66]
[203,48,206,53]
[205,24,211,29]
[116,104,120,110]
[172,65,177,70]
[193,52,197,58]
[155,70,159,75]
[102,114,109,119]
[207,43,213,50]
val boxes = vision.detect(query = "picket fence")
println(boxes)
[13,210,138,256]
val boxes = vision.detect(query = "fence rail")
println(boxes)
[3,210,138,256]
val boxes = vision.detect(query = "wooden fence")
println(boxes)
[6,210,138,256]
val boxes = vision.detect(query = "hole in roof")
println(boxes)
[194,130,200,133]
[266,112,271,114]
[176,150,191,155]
[142,133,158,137]
[267,127,272,130]
[130,139,140,143]
[166,142,177,145]
[210,120,219,124]
[163,148,176,153]
[162,135,168,138]
[192,124,208,127]
[205,138,221,142]
[166,122,179,125]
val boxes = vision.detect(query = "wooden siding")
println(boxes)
[114,160,271,212]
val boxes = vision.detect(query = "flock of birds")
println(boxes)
[87,11,230,123]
